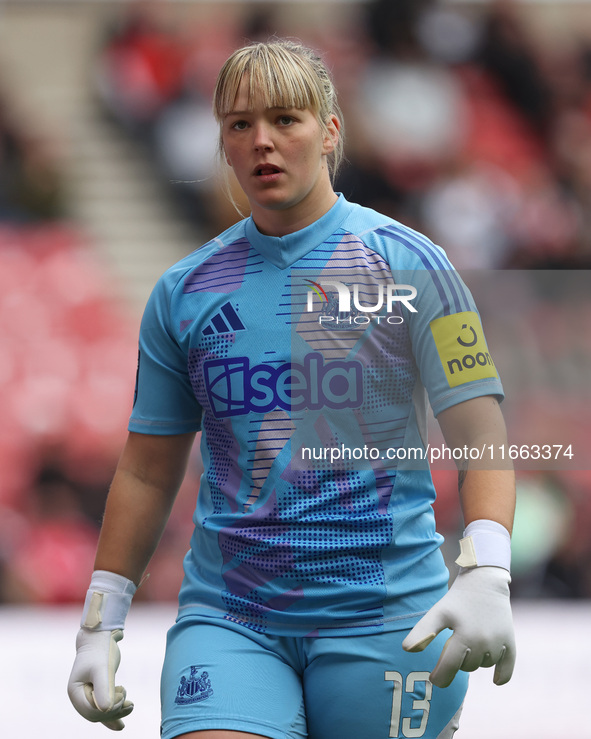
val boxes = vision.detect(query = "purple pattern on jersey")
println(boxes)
[376,224,470,315]
[296,235,418,455]
[295,234,397,360]
[216,434,394,629]
[207,236,406,629]
[202,413,243,515]
[355,309,417,410]
[183,239,262,294]
[188,342,244,514]
[188,338,234,412]
[218,489,304,631]
[244,410,295,512]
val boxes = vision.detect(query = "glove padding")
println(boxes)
[402,566,516,688]
[68,627,133,730]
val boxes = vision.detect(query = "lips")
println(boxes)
[254,164,282,176]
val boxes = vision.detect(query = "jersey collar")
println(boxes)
[245,194,348,269]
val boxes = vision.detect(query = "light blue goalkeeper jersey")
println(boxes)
[129,194,503,636]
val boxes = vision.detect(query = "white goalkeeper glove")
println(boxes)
[68,570,137,730]
[402,520,516,688]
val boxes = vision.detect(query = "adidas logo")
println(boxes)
[203,301,246,336]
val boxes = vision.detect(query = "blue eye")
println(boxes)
[231,120,248,130]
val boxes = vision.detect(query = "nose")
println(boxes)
[252,120,274,152]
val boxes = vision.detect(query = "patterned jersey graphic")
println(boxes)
[130,195,504,635]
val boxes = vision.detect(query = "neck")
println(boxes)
[251,185,338,237]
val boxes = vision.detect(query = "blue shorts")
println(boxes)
[161,615,468,739]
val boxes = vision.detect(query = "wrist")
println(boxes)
[455,519,511,573]
[81,570,137,631]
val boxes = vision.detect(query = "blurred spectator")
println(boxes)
[1,457,100,603]
[541,470,591,598]
[476,0,552,139]
[364,0,433,60]
[421,160,520,269]
[95,2,246,233]
[92,0,591,266]
[95,1,188,136]
[0,93,65,223]
[351,54,468,192]
[0,222,140,602]
[504,164,582,268]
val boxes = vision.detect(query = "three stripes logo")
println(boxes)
[203,301,245,336]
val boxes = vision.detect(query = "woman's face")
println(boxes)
[221,75,339,234]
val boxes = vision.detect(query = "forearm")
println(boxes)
[455,409,515,534]
[94,469,179,585]
[459,468,515,535]
[438,395,515,534]
[94,431,196,585]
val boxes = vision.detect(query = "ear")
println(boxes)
[322,115,341,156]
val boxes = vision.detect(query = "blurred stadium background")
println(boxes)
[0,0,589,736]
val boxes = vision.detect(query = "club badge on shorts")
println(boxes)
[174,665,214,705]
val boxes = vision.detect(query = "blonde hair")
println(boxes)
[213,39,345,182]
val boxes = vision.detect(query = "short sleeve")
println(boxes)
[129,274,202,434]
[405,263,504,416]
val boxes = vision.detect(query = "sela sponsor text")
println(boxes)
[203,352,363,418]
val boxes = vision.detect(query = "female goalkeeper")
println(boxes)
[68,39,515,739]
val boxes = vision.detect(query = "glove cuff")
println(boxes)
[455,519,511,573]
[81,570,137,631]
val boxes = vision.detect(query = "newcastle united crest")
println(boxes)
[174,665,214,705]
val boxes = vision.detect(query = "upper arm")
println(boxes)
[437,395,509,452]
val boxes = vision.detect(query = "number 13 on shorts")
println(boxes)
[385,671,432,738]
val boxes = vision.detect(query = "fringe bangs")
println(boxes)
[214,43,326,121]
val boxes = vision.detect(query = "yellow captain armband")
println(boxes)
[430,311,498,388]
